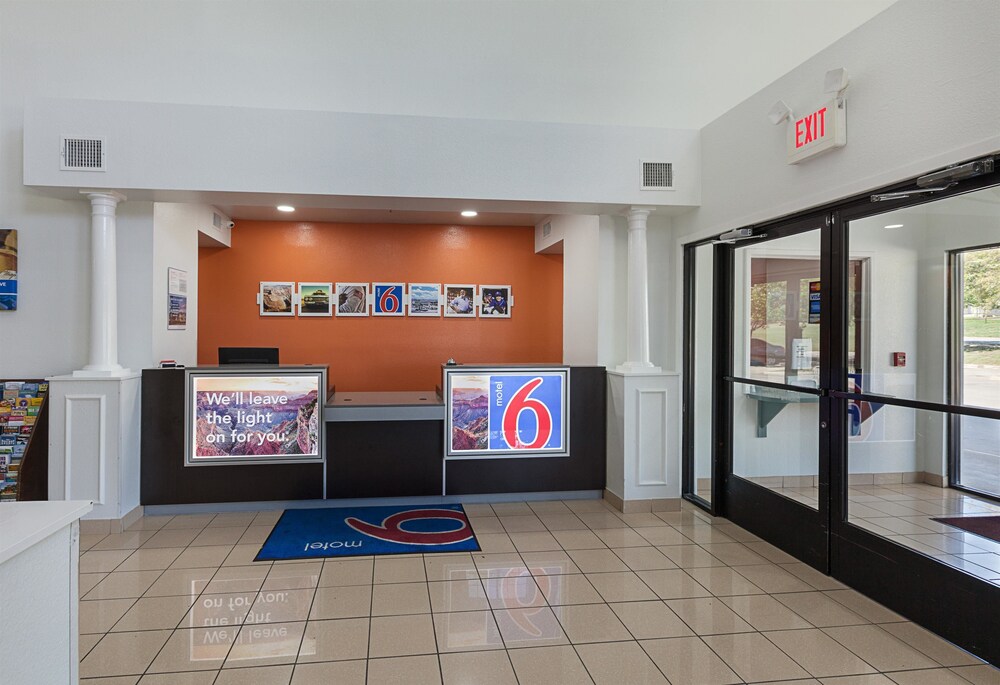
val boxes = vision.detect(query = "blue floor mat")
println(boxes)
[255,503,481,561]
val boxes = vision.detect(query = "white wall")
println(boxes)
[24,97,700,212]
[151,203,222,367]
[671,0,1000,372]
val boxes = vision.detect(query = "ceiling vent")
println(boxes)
[641,161,673,190]
[61,137,106,171]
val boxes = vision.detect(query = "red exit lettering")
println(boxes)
[794,107,827,148]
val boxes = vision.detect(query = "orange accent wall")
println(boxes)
[198,221,563,391]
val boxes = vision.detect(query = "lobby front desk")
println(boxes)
[141,365,606,505]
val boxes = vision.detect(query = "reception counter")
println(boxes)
[141,365,606,506]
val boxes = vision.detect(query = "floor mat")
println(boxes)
[932,515,1000,544]
[255,503,480,561]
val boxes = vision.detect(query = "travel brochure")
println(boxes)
[259,282,513,318]
[0,380,47,500]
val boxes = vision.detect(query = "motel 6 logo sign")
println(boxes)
[489,374,564,451]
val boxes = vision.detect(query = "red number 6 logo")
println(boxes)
[501,377,553,449]
[379,288,399,312]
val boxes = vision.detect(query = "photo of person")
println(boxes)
[259,281,294,316]
[479,284,511,318]
[336,282,368,316]
[444,285,476,318]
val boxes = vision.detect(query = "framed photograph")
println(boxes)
[298,282,333,317]
[259,281,294,316]
[444,365,570,459]
[336,282,368,316]
[408,283,441,317]
[444,284,477,318]
[372,282,405,316]
[479,284,512,318]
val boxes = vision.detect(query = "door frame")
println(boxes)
[681,154,1000,665]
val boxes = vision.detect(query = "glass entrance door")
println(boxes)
[718,216,830,570]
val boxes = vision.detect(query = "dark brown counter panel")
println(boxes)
[140,368,323,505]
[445,366,606,495]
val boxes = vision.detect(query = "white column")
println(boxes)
[75,191,129,377]
[617,206,661,373]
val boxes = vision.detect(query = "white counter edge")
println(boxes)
[0,500,94,565]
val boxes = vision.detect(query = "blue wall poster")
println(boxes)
[446,366,569,459]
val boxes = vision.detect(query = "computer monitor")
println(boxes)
[218,347,279,365]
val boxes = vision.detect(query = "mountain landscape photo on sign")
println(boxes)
[194,375,320,458]
[451,375,489,451]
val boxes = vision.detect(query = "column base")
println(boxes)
[614,361,663,374]
[73,366,133,378]
[603,489,681,514]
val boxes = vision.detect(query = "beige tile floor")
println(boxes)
[735,482,1000,585]
[77,499,1000,684]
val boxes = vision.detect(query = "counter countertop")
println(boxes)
[0,500,93,564]
[327,391,442,407]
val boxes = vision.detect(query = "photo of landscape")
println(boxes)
[450,374,488,451]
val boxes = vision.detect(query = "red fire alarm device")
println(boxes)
[892,352,906,367]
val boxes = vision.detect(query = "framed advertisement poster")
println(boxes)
[184,367,326,467]
[0,228,17,311]
[167,267,187,329]
[444,366,569,459]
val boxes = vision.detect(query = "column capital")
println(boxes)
[80,190,127,206]
[625,206,656,230]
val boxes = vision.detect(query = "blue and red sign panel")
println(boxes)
[372,283,405,316]
[254,504,480,560]
[446,367,569,458]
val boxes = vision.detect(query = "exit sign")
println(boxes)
[786,97,847,165]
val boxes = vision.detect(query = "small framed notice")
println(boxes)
[167,267,187,330]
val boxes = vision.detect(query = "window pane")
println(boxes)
[732,381,819,509]
[847,407,1000,580]
[734,230,822,387]
[692,244,714,503]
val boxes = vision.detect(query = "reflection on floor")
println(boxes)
[76,499,1000,683]
[738,481,1000,586]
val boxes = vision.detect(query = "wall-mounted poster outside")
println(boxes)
[260,281,294,316]
[372,282,405,316]
[185,368,326,466]
[167,267,187,329]
[445,366,569,459]
[0,229,17,311]
[444,285,476,318]
[298,282,333,317]
[408,283,441,317]
[336,283,368,316]
[808,280,821,324]
[479,284,511,318]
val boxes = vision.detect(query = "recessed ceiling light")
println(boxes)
[277,205,295,212]
[884,223,904,229]
[461,210,478,218]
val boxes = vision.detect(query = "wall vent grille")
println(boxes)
[213,212,222,228]
[641,161,673,190]
[543,222,552,238]
[61,137,106,171]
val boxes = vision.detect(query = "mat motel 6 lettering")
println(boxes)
[769,68,849,165]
